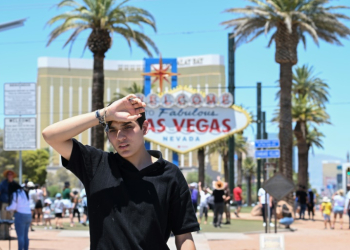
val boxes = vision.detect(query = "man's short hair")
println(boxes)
[105,100,146,132]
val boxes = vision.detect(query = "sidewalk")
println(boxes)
[0,213,348,250]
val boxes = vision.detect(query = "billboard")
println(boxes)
[139,87,251,154]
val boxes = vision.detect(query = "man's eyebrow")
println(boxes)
[121,122,132,127]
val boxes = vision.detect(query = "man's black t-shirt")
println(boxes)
[212,189,225,203]
[296,190,307,204]
[62,139,199,250]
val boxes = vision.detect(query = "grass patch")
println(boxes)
[199,216,263,233]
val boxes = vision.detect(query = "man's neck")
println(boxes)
[125,147,154,171]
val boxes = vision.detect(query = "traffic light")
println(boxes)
[347,167,350,176]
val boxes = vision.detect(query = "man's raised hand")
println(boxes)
[106,94,146,123]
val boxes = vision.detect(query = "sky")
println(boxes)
[1,0,350,160]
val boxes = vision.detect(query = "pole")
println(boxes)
[228,33,235,192]
[257,82,262,200]
[19,150,22,185]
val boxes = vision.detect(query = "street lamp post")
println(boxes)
[0,18,27,32]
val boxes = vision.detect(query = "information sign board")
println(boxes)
[255,139,280,148]
[260,234,284,250]
[255,149,280,159]
[263,173,295,201]
[4,83,36,115]
[4,118,36,151]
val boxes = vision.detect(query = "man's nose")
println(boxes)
[117,131,126,141]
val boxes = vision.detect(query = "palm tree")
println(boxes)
[47,0,158,149]
[235,133,248,186]
[198,147,205,188]
[207,134,247,185]
[242,157,256,206]
[293,95,330,187]
[221,0,350,194]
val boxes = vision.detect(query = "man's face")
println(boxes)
[7,172,14,182]
[107,120,148,160]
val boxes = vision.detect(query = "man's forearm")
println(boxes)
[175,233,196,250]
[42,111,99,144]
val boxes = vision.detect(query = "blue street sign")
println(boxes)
[255,149,280,159]
[255,139,280,148]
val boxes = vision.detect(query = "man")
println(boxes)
[307,188,316,220]
[344,185,350,229]
[189,182,198,214]
[42,94,199,250]
[0,170,16,209]
[62,181,74,227]
[80,188,88,226]
[223,182,231,224]
[233,184,243,218]
[258,187,274,227]
[296,185,308,220]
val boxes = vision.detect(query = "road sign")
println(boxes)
[4,118,36,151]
[262,173,295,201]
[255,149,280,159]
[255,139,280,148]
[4,82,36,115]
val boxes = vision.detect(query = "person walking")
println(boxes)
[296,185,307,220]
[197,182,211,225]
[321,197,332,229]
[80,188,88,226]
[0,170,17,209]
[72,190,81,224]
[54,193,64,229]
[258,187,274,227]
[34,184,44,226]
[62,182,74,227]
[27,182,37,231]
[212,180,226,228]
[6,182,32,250]
[233,184,243,218]
[223,182,231,225]
[189,182,199,214]
[307,188,316,220]
[42,94,199,249]
[43,198,52,230]
[331,189,345,229]
[345,185,350,229]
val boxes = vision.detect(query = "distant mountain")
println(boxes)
[308,153,346,192]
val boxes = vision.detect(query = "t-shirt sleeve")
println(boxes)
[61,138,104,185]
[169,169,200,235]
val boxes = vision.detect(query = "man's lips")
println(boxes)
[118,143,129,149]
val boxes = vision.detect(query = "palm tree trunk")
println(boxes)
[91,52,105,150]
[279,62,294,203]
[223,152,229,182]
[294,121,309,188]
[247,175,252,206]
[198,148,205,186]
[237,151,242,185]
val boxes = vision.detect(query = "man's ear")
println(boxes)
[142,120,149,135]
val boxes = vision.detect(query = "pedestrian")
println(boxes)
[43,198,52,230]
[198,182,211,225]
[34,184,44,226]
[54,193,64,229]
[223,182,231,225]
[279,204,294,231]
[233,184,243,218]
[6,182,32,250]
[307,188,316,220]
[80,188,88,226]
[42,94,199,249]
[62,181,74,227]
[189,182,199,214]
[321,196,332,229]
[331,189,345,229]
[296,185,307,219]
[258,187,274,227]
[0,169,17,209]
[72,190,81,224]
[27,181,37,231]
[345,185,350,229]
[293,192,299,218]
[212,180,226,228]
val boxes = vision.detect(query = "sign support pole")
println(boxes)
[19,150,22,185]
[257,82,262,201]
[228,33,235,192]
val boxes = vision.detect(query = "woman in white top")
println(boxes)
[6,182,32,250]
[332,189,345,229]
